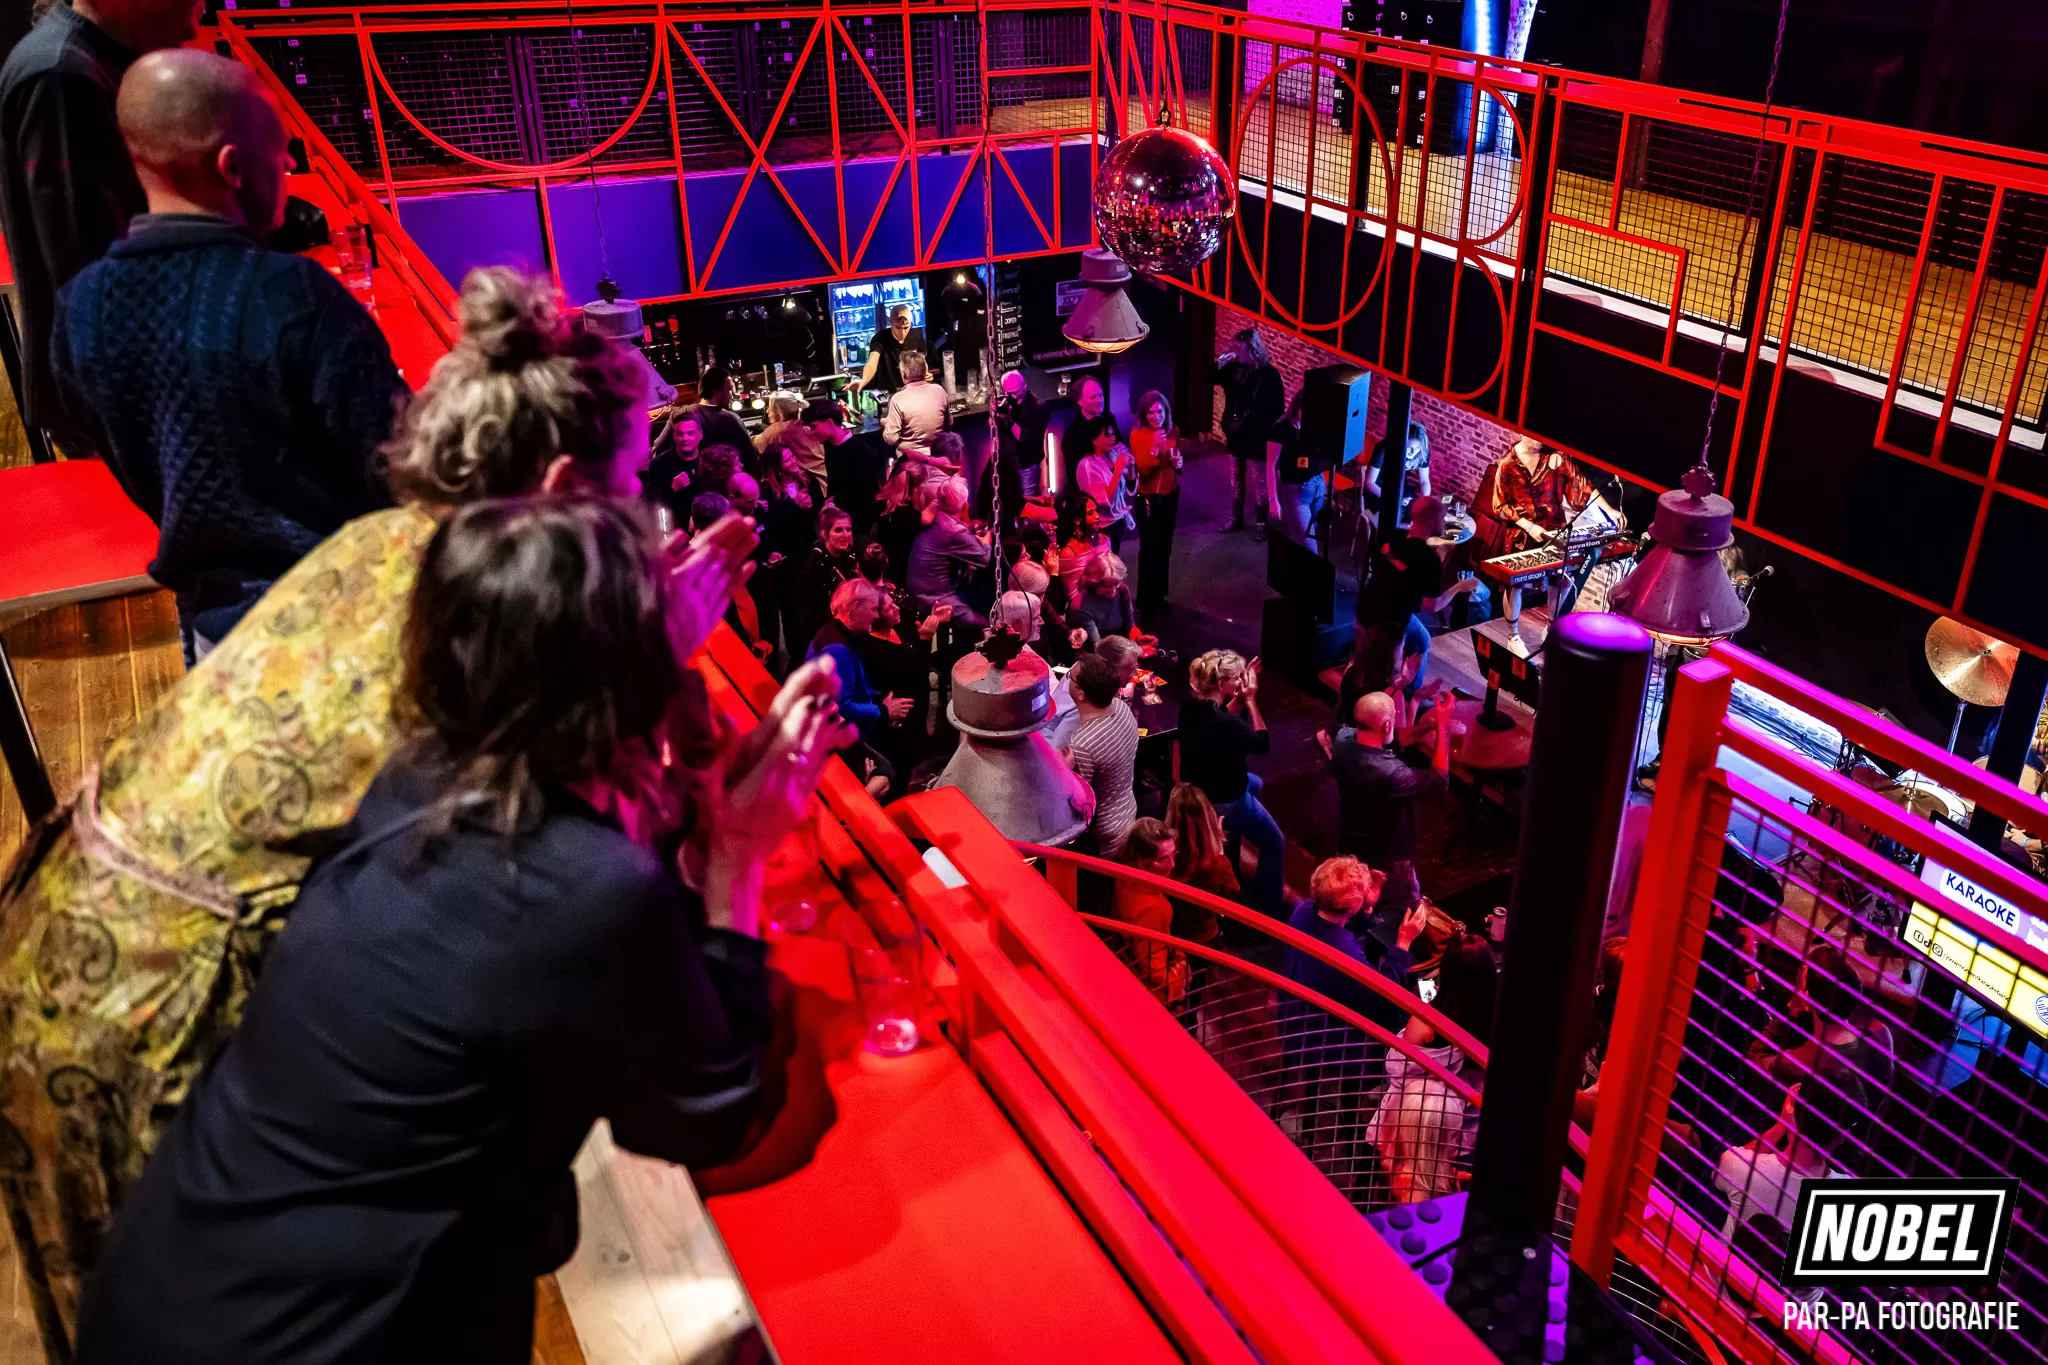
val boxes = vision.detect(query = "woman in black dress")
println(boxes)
[77,498,853,1365]
[799,504,860,649]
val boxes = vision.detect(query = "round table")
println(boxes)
[1449,697,1534,770]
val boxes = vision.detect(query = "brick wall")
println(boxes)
[1210,306,1515,501]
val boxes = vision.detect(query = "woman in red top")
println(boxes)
[1129,389,1182,613]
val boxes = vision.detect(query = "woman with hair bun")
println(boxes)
[76,497,854,1363]
[0,267,763,1355]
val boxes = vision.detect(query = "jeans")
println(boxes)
[1019,463,1042,498]
[1278,474,1328,552]
[1218,772,1287,919]
[1402,612,1431,693]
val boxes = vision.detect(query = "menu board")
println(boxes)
[991,261,1024,378]
[1911,859,2048,1038]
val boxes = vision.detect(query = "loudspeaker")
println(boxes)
[1267,530,1336,622]
[1298,364,1372,466]
[1261,599,1356,692]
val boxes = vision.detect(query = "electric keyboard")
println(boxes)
[1481,533,1635,589]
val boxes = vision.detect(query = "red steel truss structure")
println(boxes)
[219,0,2048,654]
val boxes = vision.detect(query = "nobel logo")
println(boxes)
[1784,1180,2016,1287]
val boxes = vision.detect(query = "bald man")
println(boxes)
[1328,688,1452,935]
[0,0,202,451]
[52,49,405,660]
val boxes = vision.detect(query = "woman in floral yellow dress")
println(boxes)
[0,268,755,1359]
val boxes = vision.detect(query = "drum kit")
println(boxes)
[1794,619,2022,938]
[1815,618,2015,850]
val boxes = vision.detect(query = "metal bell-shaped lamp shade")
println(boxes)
[582,292,677,408]
[1607,465,1750,645]
[1062,249,1150,355]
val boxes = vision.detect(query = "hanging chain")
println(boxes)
[1696,0,1792,472]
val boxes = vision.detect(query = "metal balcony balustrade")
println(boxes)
[195,63,2048,1348]
[219,0,2048,657]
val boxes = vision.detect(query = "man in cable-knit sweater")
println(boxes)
[52,48,405,658]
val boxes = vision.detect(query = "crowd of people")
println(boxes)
[0,23,870,1360]
[0,1,1909,1351]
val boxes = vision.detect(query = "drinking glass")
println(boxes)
[845,936,920,1056]
[334,223,375,305]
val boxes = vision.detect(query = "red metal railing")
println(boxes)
[696,627,1499,1363]
[1575,642,2048,1365]
[226,0,2048,649]
[1024,842,1760,1365]
[212,0,1112,297]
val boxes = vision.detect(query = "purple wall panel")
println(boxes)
[396,143,1096,300]
[397,187,548,289]
[546,177,687,303]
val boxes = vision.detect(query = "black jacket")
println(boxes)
[0,2,144,438]
[1330,731,1447,866]
[1219,360,1284,463]
[77,762,777,1365]
[53,214,404,637]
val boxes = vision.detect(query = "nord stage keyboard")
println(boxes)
[1480,534,1636,589]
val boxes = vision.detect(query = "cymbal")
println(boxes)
[1925,617,2018,708]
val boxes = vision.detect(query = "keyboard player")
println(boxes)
[1494,436,1621,552]
[1489,436,1624,644]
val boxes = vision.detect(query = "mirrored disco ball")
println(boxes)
[1093,126,1235,275]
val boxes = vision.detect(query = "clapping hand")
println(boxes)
[661,512,758,663]
[729,683,857,845]
[699,662,858,934]
[1395,900,1432,952]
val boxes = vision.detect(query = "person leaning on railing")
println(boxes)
[0,265,759,1358]
[1282,857,1428,1038]
[1164,782,1238,944]
[1110,818,1190,1007]
[1364,931,1496,1204]
[1275,857,1426,1196]
[73,497,854,1365]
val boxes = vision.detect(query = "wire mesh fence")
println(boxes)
[239,0,2048,452]
[1616,768,2047,1365]
[1083,909,1488,1216]
[1039,859,1747,1359]
[1029,857,1505,1224]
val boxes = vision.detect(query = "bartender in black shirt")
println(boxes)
[849,304,926,396]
